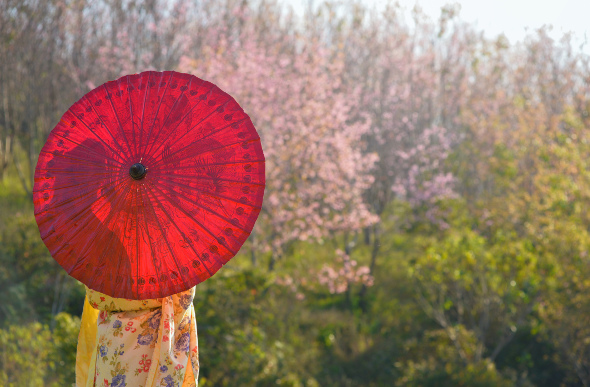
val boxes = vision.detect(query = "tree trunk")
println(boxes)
[358,223,381,311]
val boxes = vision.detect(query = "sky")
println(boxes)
[283,0,589,52]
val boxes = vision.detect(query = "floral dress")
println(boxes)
[76,286,199,387]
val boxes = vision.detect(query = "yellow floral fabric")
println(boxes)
[76,286,199,387]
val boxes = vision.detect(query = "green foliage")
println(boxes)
[194,269,320,386]
[50,313,81,386]
[0,313,80,387]
[395,328,517,387]
[0,322,51,386]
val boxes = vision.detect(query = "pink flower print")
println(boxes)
[125,321,136,333]
[137,354,152,373]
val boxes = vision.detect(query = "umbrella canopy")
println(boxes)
[33,71,265,299]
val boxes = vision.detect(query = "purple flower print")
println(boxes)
[148,310,162,329]
[162,375,174,387]
[179,294,193,310]
[175,332,190,352]
[111,374,126,387]
[137,333,154,345]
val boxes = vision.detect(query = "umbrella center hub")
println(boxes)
[129,163,147,180]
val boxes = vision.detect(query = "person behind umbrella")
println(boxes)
[35,71,265,387]
[59,140,199,387]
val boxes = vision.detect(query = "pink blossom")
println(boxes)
[317,250,374,294]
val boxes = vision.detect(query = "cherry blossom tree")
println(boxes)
[317,249,374,294]
[179,16,379,268]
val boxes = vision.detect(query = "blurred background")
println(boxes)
[1,0,590,385]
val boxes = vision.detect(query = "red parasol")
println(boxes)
[33,71,265,299]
